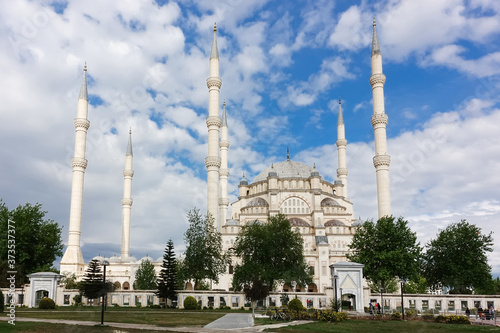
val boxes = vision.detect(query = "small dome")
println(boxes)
[108,256,121,263]
[239,173,248,185]
[321,198,341,207]
[156,257,163,263]
[140,256,154,263]
[225,219,240,226]
[324,219,346,227]
[245,197,269,207]
[289,217,310,227]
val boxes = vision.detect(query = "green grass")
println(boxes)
[13,307,225,327]
[1,322,169,333]
[263,320,500,332]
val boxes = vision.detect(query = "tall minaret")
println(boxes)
[370,19,391,218]
[121,129,134,259]
[206,23,222,225]
[336,98,348,199]
[60,64,90,275]
[219,100,229,230]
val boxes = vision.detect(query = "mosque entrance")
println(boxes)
[342,293,356,311]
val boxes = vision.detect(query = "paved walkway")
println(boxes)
[0,315,311,332]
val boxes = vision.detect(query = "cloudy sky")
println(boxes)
[1,0,499,276]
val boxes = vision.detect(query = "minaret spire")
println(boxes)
[336,98,348,198]
[219,100,229,230]
[206,23,222,227]
[286,146,290,160]
[60,63,90,276]
[370,18,391,218]
[121,129,134,258]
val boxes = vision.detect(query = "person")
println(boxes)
[465,307,470,318]
[489,305,494,320]
[369,302,374,315]
[376,302,381,314]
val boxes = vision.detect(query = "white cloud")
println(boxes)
[328,5,371,51]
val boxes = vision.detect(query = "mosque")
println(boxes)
[59,20,392,296]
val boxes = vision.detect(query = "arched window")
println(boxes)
[123,282,130,290]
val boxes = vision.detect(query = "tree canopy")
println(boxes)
[347,216,421,290]
[422,220,494,294]
[134,259,157,290]
[157,239,178,303]
[0,200,63,286]
[79,259,103,299]
[232,214,312,303]
[182,209,229,287]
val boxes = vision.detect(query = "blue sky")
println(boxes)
[1,0,500,276]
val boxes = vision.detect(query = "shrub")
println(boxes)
[405,308,418,318]
[39,297,56,309]
[435,314,446,323]
[288,298,305,312]
[444,315,470,324]
[319,310,348,322]
[391,312,402,320]
[73,294,82,306]
[183,296,198,310]
[422,314,435,321]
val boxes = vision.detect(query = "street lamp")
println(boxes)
[400,278,405,320]
[101,260,109,325]
[339,288,343,312]
[333,275,339,312]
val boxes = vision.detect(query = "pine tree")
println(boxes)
[79,259,103,300]
[156,239,177,305]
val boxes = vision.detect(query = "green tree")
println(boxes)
[182,209,229,288]
[404,276,428,294]
[422,220,493,294]
[61,272,79,289]
[368,278,398,293]
[0,200,63,285]
[157,239,177,305]
[347,216,421,291]
[134,259,157,290]
[232,214,312,308]
[79,259,103,300]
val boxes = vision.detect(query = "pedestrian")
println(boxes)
[489,305,494,320]
[465,307,470,318]
[377,302,381,314]
[369,302,374,315]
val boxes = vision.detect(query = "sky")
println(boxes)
[1,0,499,276]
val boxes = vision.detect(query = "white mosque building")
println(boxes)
[58,20,392,296]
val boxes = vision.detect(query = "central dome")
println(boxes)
[254,160,319,182]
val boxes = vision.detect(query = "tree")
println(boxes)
[182,209,229,287]
[422,220,493,294]
[157,239,178,305]
[404,276,428,294]
[0,200,63,285]
[232,214,312,308]
[347,216,421,291]
[134,259,157,290]
[61,272,79,289]
[79,259,103,300]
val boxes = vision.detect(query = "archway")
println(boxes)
[114,281,121,290]
[342,293,356,311]
[185,282,193,290]
[307,283,318,293]
[123,281,130,290]
[35,290,49,307]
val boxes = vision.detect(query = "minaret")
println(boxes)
[121,129,134,258]
[60,64,90,276]
[219,100,229,230]
[370,19,391,218]
[206,23,222,226]
[336,98,348,198]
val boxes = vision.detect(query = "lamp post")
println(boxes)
[333,275,339,312]
[400,278,405,320]
[339,288,343,312]
[101,260,109,325]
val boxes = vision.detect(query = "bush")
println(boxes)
[288,298,305,312]
[442,315,470,324]
[39,297,56,309]
[73,294,82,306]
[422,314,435,321]
[435,314,446,323]
[391,312,402,320]
[183,296,198,310]
[319,310,348,322]
[405,308,418,318]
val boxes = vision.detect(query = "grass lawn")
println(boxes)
[13,307,226,327]
[2,322,172,333]
[263,320,500,332]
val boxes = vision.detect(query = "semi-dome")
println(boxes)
[254,160,319,182]
[245,197,269,207]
